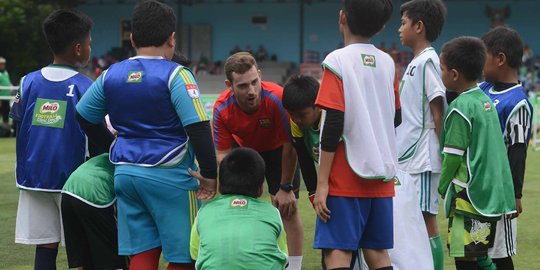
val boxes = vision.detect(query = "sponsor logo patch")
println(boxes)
[483,101,492,112]
[186,84,200,99]
[127,71,143,83]
[32,98,67,128]
[230,198,248,208]
[362,54,376,67]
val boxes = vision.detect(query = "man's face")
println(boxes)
[482,53,498,83]
[399,14,416,47]
[229,65,262,114]
[289,106,321,130]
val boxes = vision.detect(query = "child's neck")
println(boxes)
[136,46,170,59]
[411,39,431,57]
[455,82,478,95]
[343,31,371,46]
[52,55,79,68]
[493,69,519,84]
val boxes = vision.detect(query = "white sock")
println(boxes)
[286,256,303,270]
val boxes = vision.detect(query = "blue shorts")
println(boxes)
[115,174,200,263]
[314,196,393,250]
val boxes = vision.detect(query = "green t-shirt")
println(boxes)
[291,119,320,162]
[190,194,288,270]
[0,70,12,96]
[440,87,515,218]
[62,153,116,207]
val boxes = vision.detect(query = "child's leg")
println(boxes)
[359,198,393,269]
[362,249,391,269]
[15,190,63,270]
[61,194,92,269]
[130,247,161,270]
[454,258,477,270]
[417,171,444,270]
[324,249,353,269]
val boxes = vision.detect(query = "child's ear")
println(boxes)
[496,52,507,68]
[451,68,459,82]
[74,42,82,58]
[168,32,176,48]
[415,20,424,35]
[130,33,137,49]
[339,9,347,26]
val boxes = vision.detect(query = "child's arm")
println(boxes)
[429,97,445,139]
[425,61,446,138]
[438,111,470,196]
[292,137,317,196]
[505,105,532,217]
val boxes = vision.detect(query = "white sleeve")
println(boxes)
[424,61,445,102]
[505,105,531,145]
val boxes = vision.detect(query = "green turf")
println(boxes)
[1,137,540,269]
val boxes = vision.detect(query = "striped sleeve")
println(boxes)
[504,105,531,146]
[170,68,209,126]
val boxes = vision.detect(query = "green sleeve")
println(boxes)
[189,218,200,260]
[439,112,470,195]
[438,153,463,195]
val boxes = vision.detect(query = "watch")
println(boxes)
[280,183,294,192]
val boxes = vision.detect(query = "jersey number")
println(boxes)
[406,66,416,76]
[66,84,75,97]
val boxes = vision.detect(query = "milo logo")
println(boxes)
[127,71,143,83]
[362,54,376,67]
[40,102,59,113]
[230,198,248,208]
[32,98,67,128]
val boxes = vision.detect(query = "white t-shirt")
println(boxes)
[396,48,446,174]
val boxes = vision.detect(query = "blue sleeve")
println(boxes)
[76,73,107,124]
[170,68,209,127]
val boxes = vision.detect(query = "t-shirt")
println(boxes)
[10,65,92,191]
[62,153,115,207]
[396,47,446,173]
[76,56,207,190]
[212,81,291,152]
[316,68,395,198]
[291,118,320,162]
[190,194,288,270]
[440,87,515,217]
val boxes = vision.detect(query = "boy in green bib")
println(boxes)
[190,148,288,270]
[438,36,516,270]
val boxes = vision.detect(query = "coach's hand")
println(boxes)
[189,168,217,200]
[314,184,331,223]
[273,190,297,218]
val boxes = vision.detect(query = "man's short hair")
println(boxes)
[42,10,93,55]
[224,52,257,83]
[219,148,265,198]
[481,26,523,69]
[282,75,320,112]
[441,36,486,81]
[400,0,446,42]
[342,0,393,38]
[132,0,176,48]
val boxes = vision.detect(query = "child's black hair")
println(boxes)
[481,26,523,69]
[282,75,320,112]
[400,0,446,42]
[42,10,93,55]
[131,0,176,48]
[219,148,265,198]
[342,0,393,38]
[441,36,486,81]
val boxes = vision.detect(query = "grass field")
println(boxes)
[1,137,540,269]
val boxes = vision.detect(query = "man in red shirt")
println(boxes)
[212,52,304,269]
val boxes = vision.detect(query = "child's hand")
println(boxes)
[507,198,522,219]
[189,168,217,200]
[313,184,331,223]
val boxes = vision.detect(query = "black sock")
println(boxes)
[328,268,351,270]
[35,246,58,270]
[455,259,476,270]
[375,267,393,270]
[493,257,514,270]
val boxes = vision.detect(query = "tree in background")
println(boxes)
[0,0,77,83]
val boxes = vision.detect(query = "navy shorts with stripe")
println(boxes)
[314,196,393,250]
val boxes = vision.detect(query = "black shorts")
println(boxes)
[258,146,301,198]
[61,193,127,270]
